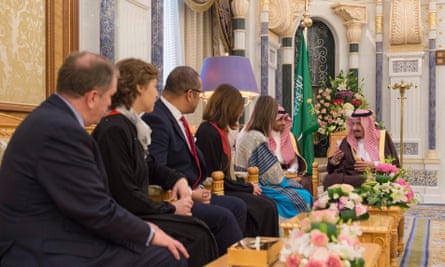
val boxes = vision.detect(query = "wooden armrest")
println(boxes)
[148,185,172,202]
[312,161,319,199]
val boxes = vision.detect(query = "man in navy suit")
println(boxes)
[0,51,188,267]
[142,66,246,256]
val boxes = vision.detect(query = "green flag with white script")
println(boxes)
[292,34,319,175]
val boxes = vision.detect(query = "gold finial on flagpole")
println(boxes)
[388,80,417,168]
[302,0,312,28]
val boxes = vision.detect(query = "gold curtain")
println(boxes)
[184,0,215,12]
[213,0,233,53]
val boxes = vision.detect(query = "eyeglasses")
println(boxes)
[189,88,204,98]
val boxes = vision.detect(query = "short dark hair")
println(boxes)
[245,95,278,136]
[203,84,244,130]
[56,51,118,97]
[110,58,159,109]
[164,66,200,96]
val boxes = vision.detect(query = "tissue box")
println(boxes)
[227,237,283,267]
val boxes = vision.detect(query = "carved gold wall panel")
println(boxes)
[390,0,422,46]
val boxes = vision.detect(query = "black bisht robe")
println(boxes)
[323,131,400,189]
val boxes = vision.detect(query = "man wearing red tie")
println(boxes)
[142,66,246,256]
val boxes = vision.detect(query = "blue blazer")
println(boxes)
[142,100,206,187]
[0,95,151,266]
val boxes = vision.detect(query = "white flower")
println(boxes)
[338,80,348,91]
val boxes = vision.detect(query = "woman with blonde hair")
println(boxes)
[235,95,312,219]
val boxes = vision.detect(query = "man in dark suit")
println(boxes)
[142,66,246,256]
[0,51,188,267]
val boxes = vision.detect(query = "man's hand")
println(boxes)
[330,149,344,165]
[353,160,374,172]
[171,178,191,200]
[191,187,211,204]
[147,222,190,260]
[251,183,262,196]
[171,198,193,216]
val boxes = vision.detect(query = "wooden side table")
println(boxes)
[204,243,381,267]
[367,206,405,255]
[357,215,394,267]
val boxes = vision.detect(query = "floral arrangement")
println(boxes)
[280,210,365,267]
[314,70,368,135]
[313,184,369,222]
[356,163,416,209]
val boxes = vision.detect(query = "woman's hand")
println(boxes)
[251,183,262,196]
[191,187,211,204]
[171,198,193,216]
[171,178,191,200]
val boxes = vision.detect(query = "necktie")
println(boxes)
[180,116,202,188]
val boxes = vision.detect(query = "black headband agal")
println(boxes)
[351,110,373,117]
[278,110,287,115]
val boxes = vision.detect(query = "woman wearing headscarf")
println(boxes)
[235,95,313,219]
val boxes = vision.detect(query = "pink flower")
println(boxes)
[310,229,329,246]
[310,246,330,262]
[375,163,398,174]
[396,178,415,201]
[305,259,325,267]
[290,229,306,240]
[326,254,343,267]
[286,254,302,267]
[338,233,360,247]
[355,204,368,216]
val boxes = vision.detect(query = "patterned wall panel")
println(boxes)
[0,1,46,106]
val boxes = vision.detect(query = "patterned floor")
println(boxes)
[401,204,445,267]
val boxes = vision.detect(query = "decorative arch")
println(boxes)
[294,20,335,89]
[294,20,335,157]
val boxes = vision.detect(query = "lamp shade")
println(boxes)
[200,56,258,98]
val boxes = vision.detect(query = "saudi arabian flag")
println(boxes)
[292,34,319,175]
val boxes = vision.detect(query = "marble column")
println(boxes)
[260,0,269,96]
[151,0,163,93]
[231,0,249,57]
[427,0,437,159]
[375,0,384,122]
[100,0,115,61]
[332,4,367,80]
[268,0,302,111]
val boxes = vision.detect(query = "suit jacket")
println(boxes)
[142,100,205,187]
[0,95,151,266]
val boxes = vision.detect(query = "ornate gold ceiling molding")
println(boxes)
[332,4,368,44]
[269,0,303,37]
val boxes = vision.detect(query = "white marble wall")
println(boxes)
[115,0,151,61]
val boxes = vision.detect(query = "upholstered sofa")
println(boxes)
[0,113,23,164]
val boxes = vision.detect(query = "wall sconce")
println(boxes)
[200,56,259,106]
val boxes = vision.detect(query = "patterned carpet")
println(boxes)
[401,204,445,267]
